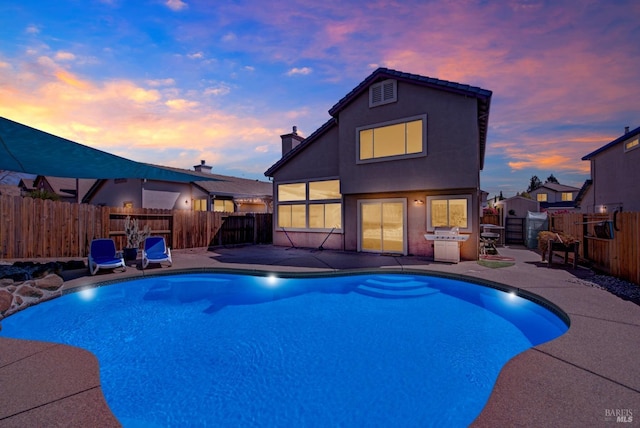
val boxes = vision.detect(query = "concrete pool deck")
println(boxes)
[0,244,638,427]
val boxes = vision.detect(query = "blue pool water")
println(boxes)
[1,272,568,427]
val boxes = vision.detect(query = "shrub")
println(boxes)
[538,231,578,261]
[27,189,60,201]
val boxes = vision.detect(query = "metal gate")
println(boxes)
[505,217,525,245]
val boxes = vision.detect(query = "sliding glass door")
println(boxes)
[358,199,406,254]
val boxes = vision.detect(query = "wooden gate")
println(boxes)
[210,214,273,247]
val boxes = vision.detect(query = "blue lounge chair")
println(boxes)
[142,236,172,269]
[88,238,126,276]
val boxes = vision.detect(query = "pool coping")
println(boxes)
[1,245,639,427]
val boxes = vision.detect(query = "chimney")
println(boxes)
[625,126,630,134]
[194,160,212,174]
[281,126,305,156]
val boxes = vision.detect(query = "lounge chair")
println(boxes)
[88,238,126,276]
[142,236,172,269]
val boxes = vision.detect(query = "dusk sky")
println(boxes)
[1,0,638,198]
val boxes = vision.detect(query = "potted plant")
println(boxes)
[123,215,151,262]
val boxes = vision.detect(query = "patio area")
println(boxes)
[1,244,638,426]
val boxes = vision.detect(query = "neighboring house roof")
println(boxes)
[35,176,97,200]
[574,179,593,204]
[582,125,640,160]
[496,195,539,204]
[534,182,580,193]
[155,164,272,197]
[194,174,272,198]
[265,68,492,176]
[18,178,35,191]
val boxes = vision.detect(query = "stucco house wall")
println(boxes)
[338,82,481,194]
[581,126,640,213]
[86,179,201,210]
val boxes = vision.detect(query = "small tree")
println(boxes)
[546,174,559,184]
[527,175,542,193]
[28,189,60,201]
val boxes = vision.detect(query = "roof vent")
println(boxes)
[625,126,630,134]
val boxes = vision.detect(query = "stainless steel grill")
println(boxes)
[424,227,469,263]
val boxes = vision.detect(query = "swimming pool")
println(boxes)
[1,271,568,426]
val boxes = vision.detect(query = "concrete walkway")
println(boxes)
[1,245,638,427]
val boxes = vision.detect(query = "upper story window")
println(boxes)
[278,182,306,201]
[369,79,397,108]
[625,137,639,152]
[561,192,573,201]
[357,115,427,163]
[537,193,548,202]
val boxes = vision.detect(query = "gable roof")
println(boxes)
[264,118,337,177]
[35,176,97,200]
[194,173,272,198]
[535,182,581,193]
[582,125,640,160]
[265,68,492,177]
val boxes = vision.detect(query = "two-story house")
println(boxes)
[580,125,640,213]
[528,181,581,213]
[265,68,492,260]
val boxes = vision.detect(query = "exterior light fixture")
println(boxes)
[414,199,425,206]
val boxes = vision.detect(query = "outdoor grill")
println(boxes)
[424,227,470,263]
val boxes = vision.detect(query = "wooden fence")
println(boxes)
[550,211,640,285]
[0,195,272,259]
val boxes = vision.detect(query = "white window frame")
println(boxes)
[426,195,472,233]
[356,114,427,164]
[369,79,397,108]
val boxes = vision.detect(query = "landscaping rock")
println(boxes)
[35,274,64,291]
[0,290,12,313]
[0,261,69,319]
[16,284,44,298]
